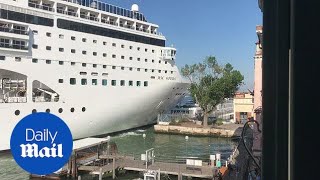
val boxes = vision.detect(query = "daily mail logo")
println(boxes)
[10,113,73,175]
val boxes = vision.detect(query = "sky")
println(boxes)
[104,0,262,90]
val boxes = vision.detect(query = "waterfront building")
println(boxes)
[233,92,254,123]
[0,0,189,150]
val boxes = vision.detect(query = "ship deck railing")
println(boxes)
[28,1,55,12]
[0,26,29,35]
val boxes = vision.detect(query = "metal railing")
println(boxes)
[0,27,28,35]
[0,43,28,50]
[28,2,55,12]
[57,8,79,17]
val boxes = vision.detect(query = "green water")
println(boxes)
[0,127,236,180]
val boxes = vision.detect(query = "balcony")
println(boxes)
[0,27,28,35]
[57,8,79,17]
[28,2,54,12]
[0,43,28,51]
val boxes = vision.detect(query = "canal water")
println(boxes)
[0,126,237,180]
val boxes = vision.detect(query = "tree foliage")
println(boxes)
[181,56,244,126]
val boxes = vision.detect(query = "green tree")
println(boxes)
[181,56,244,127]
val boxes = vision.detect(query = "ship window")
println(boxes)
[93,40,97,43]
[32,109,37,114]
[46,60,51,64]
[71,49,76,53]
[58,79,63,83]
[103,65,107,69]
[121,56,125,59]
[121,44,125,48]
[58,108,63,113]
[46,109,50,113]
[103,53,107,57]
[129,67,133,71]
[103,41,107,45]
[71,36,76,40]
[59,61,64,65]
[0,56,5,60]
[15,110,20,116]
[152,60,155,63]
[129,57,133,60]
[59,34,64,39]
[102,79,107,86]
[32,58,38,63]
[32,30,38,34]
[112,54,116,58]
[92,79,98,85]
[165,70,168,73]
[93,52,97,56]
[121,67,124,70]
[137,58,140,61]
[120,80,125,86]
[145,69,148,72]
[152,69,155,73]
[71,62,76,66]
[159,60,161,64]
[165,61,168,64]
[151,76,155,79]
[59,48,64,52]
[137,47,140,51]
[112,43,116,47]
[129,46,133,49]
[81,78,87,85]
[93,64,97,68]
[112,66,116,69]
[91,72,98,76]
[82,63,86,67]
[112,80,116,86]
[82,38,87,42]
[70,108,75,112]
[80,72,87,75]
[46,32,51,37]
[32,44,38,49]
[137,68,141,71]
[70,78,76,85]
[152,50,155,53]
[171,71,174,74]
[158,70,161,73]
[82,51,87,55]
[82,107,86,112]
[46,46,51,50]
[102,73,108,76]
[144,81,148,87]
[15,57,21,62]
[145,48,148,52]
[136,81,141,86]
[129,81,133,86]
[145,59,148,62]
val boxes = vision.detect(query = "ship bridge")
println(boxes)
[161,47,177,61]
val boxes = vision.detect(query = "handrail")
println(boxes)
[28,2,55,12]
[0,26,29,35]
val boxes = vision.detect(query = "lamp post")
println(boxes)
[185,136,189,156]
[143,133,146,150]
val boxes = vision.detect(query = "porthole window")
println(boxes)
[71,108,75,112]
[82,51,87,55]
[129,67,133,71]
[15,57,21,62]
[71,36,76,40]
[152,60,155,63]
[152,69,155,73]
[103,53,107,57]
[171,71,174,74]
[129,46,133,49]
[93,64,97,68]
[145,59,148,62]
[112,54,116,58]
[93,40,97,43]
[165,70,168,73]
[103,65,107,69]
[46,32,51,37]
[58,108,63,113]
[82,63,86,67]
[129,57,133,60]
[121,44,125,48]
[103,41,107,45]
[32,109,37,113]
[112,43,116,47]
[82,107,86,112]
[71,49,76,53]
[93,52,97,56]
[137,58,140,61]
[82,38,87,42]
[145,69,148,72]
[59,34,64,39]
[145,48,148,52]
[159,60,161,64]
[15,110,20,116]
[137,47,140,51]
[158,70,161,73]
[152,50,155,53]
[46,109,50,113]
[137,68,140,71]
[165,61,168,64]
[71,62,76,66]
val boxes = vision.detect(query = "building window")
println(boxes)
[144,81,148,87]
[46,46,51,50]
[46,32,51,37]
[93,52,97,56]
[58,79,64,83]
[82,51,87,55]
[92,79,98,85]
[46,60,51,64]
[81,78,87,85]
[59,34,64,39]
[71,36,76,40]
[59,48,64,52]
[121,55,125,59]
[103,53,107,57]
[82,38,87,42]
[59,61,64,65]
[112,80,116,86]
[112,66,116,69]
[32,44,38,49]
[82,63,86,67]
[103,41,107,45]
[112,54,116,58]
[102,79,107,86]
[121,44,125,48]
[93,40,97,43]
[103,65,107,68]
[120,80,125,86]
[71,49,76,53]
[93,64,97,68]
[70,78,76,85]
[136,81,141,86]
[112,43,116,47]
[129,80,133,86]
[32,58,38,63]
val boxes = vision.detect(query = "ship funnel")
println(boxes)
[131,4,139,12]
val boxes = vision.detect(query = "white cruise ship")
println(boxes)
[0,0,189,151]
